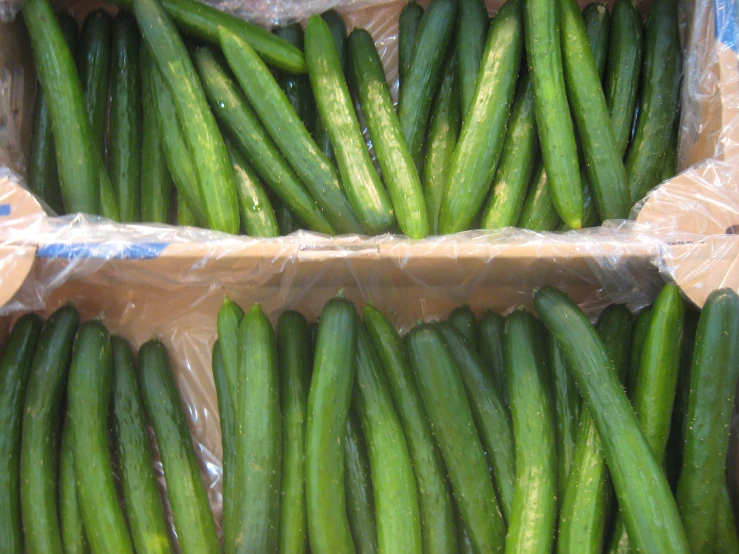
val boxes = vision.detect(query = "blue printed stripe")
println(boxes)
[0,204,11,216]
[37,242,169,260]
[715,0,739,54]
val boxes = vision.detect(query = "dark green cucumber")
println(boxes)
[625,0,682,203]
[59,414,89,554]
[77,10,112,153]
[398,2,424,92]
[276,203,301,236]
[109,13,142,223]
[306,16,394,235]
[627,305,652,396]
[606,0,643,158]
[480,65,538,229]
[561,0,629,222]
[398,0,458,166]
[139,339,219,554]
[437,322,515,522]
[534,286,690,554]
[477,311,508,407]
[504,309,557,553]
[349,28,428,238]
[345,410,378,554]
[676,289,739,553]
[20,304,80,554]
[0,314,42,553]
[277,311,312,554]
[306,297,359,554]
[227,142,279,237]
[363,306,458,554]
[274,24,315,133]
[23,0,99,214]
[517,162,560,231]
[217,296,244,413]
[219,28,363,235]
[457,0,490,116]
[524,0,582,228]
[423,54,460,235]
[67,322,133,553]
[557,304,632,554]
[134,0,239,234]
[447,305,477,349]
[439,0,524,234]
[716,484,739,554]
[354,325,422,553]
[659,115,679,183]
[583,3,610,82]
[112,336,172,554]
[407,324,506,553]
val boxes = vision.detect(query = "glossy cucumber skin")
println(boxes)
[477,311,508,407]
[274,24,315,132]
[457,0,490,117]
[227,142,279,237]
[627,305,653,396]
[398,2,424,92]
[59,414,89,554]
[20,305,80,554]
[0,314,42,554]
[583,3,611,82]
[217,297,244,413]
[534,287,690,554]
[77,10,112,153]
[345,410,378,554]
[439,0,524,234]
[447,305,477,349]
[517,162,560,231]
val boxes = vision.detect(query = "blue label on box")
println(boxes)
[0,204,11,216]
[716,0,739,54]
[37,242,169,260]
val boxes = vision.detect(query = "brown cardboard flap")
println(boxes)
[0,245,36,307]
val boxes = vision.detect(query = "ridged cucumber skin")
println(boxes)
[345,410,378,554]
[517,162,559,231]
[439,0,524,234]
[534,286,690,554]
[138,339,220,554]
[59,414,89,554]
[504,309,556,554]
[398,2,424,92]
[457,0,490,117]
[477,311,508,407]
[306,298,359,554]
[20,305,80,554]
[227,142,279,237]
[0,314,42,554]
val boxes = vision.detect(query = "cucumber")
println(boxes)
[504,309,557,553]
[524,0,582,228]
[398,0,458,166]
[556,170,600,231]
[0,313,42,553]
[517,162,560,231]
[306,297,359,554]
[625,0,682,203]
[277,311,312,554]
[534,286,690,554]
[22,0,99,214]
[59,414,89,554]
[407,324,506,553]
[109,13,142,223]
[77,10,112,153]
[439,0,524,234]
[20,304,80,554]
[606,0,643,158]
[354,325,422,553]
[457,0,490,117]
[423,54,460,235]
[398,2,424,92]
[561,0,630,222]
[558,304,632,554]
[219,28,364,235]
[217,296,244,413]
[480,65,538,229]
[676,289,739,553]
[583,3,611,82]
[177,194,198,226]
[306,16,394,235]
[112,335,172,554]
[274,24,315,133]
[138,339,219,554]
[659,114,679,183]
[363,306,458,554]
[349,28,428,238]
[477,311,508,407]
[716,484,739,554]
[227,141,279,237]
[627,305,652,396]
[192,47,333,235]
[447,305,477,349]
[67,321,134,554]
[134,0,239,234]
[437,322,515,522]
[345,410,378,554]
[98,151,122,221]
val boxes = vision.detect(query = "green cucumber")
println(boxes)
[659,115,679,183]
[349,28,428,238]
[398,2,424,92]
[676,289,739,553]
[274,24,315,133]
[524,0,582,228]
[138,339,219,554]
[504,309,557,553]
[439,0,524,234]
[20,304,80,554]
[59,414,89,554]
[363,306,458,554]
[177,194,198,226]
[477,311,508,407]
[277,311,312,554]
[0,313,42,553]
[217,296,244,414]
[219,28,363,235]
[227,142,279,237]
[627,305,652,396]
[457,0,490,117]
[606,0,643,158]
[407,324,506,553]
[134,0,239,234]
[517,162,560,231]
[67,322,134,554]
[534,286,690,554]
[447,305,477,349]
[583,3,610,82]
[306,297,359,554]
[109,13,142,223]
[112,336,172,554]
[625,0,682,203]
[398,0,458,166]
[77,10,112,153]
[345,410,378,554]
[717,484,739,553]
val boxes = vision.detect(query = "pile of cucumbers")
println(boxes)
[0,305,216,553]
[24,0,680,238]
[213,285,739,554]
